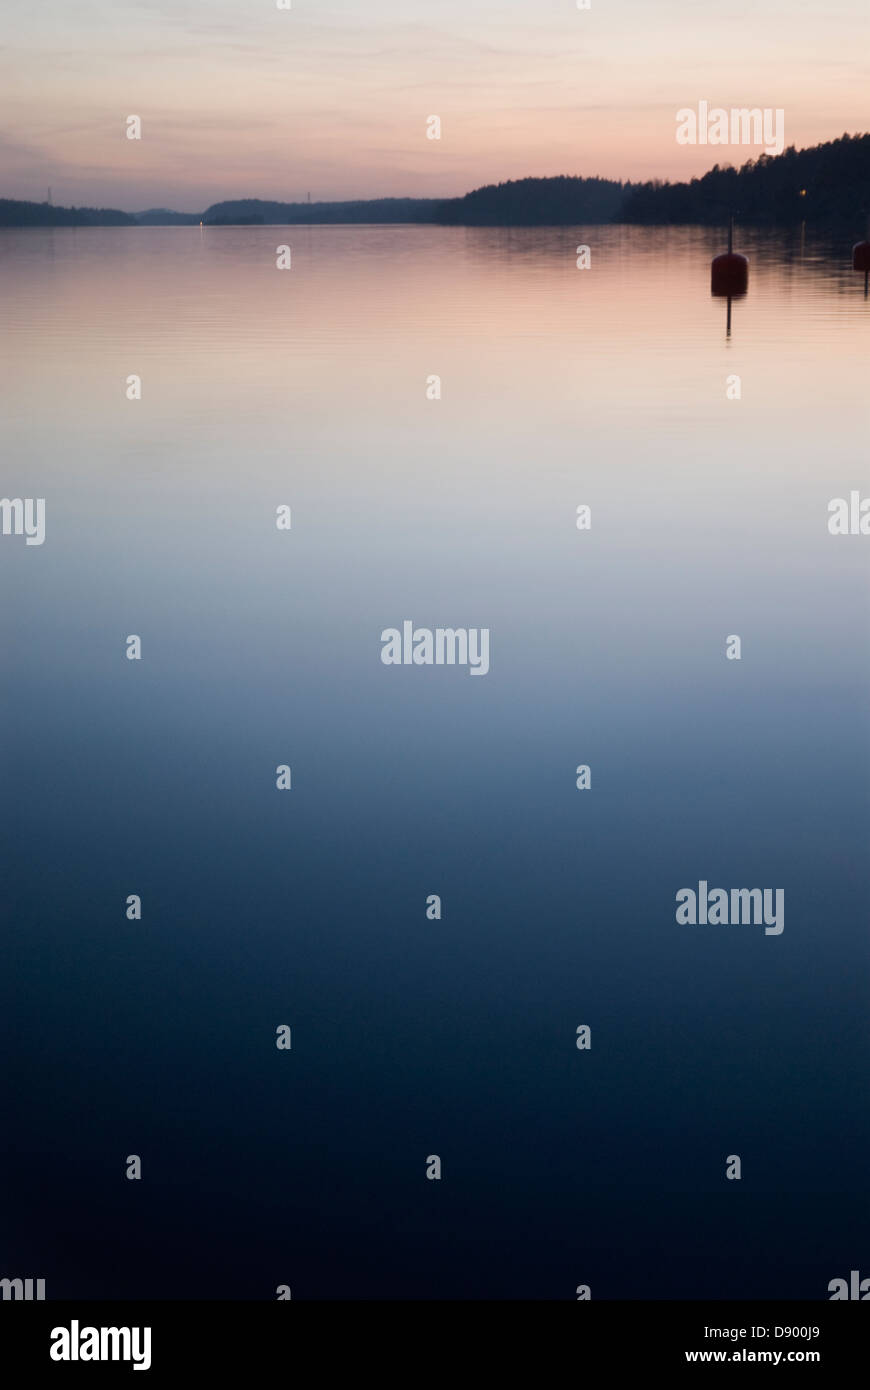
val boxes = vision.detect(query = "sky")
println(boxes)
[1,0,868,211]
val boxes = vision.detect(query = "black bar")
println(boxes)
[1,1300,865,1378]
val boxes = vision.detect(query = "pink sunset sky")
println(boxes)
[1,0,867,211]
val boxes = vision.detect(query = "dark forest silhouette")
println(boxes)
[621,133,870,225]
[2,133,868,228]
[0,198,136,226]
[433,174,623,225]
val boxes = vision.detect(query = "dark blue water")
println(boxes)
[3,224,868,1297]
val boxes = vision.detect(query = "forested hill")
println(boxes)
[0,199,135,226]
[201,197,441,224]
[434,175,625,225]
[621,133,870,225]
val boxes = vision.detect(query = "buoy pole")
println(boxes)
[712,213,748,301]
[852,215,870,293]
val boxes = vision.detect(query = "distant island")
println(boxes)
[0,199,137,227]
[3,132,868,229]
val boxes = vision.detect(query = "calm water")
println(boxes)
[2,224,868,1299]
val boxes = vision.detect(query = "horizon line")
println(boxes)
[6,129,869,217]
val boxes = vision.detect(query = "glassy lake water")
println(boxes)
[2,224,868,1298]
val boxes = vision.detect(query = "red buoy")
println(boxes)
[712,218,748,297]
[711,251,748,296]
[852,241,870,271]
